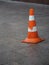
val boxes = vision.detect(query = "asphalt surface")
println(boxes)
[0,1,49,65]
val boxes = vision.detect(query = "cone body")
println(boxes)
[22,8,44,44]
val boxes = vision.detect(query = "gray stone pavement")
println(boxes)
[0,1,49,65]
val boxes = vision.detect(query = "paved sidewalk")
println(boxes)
[0,1,49,65]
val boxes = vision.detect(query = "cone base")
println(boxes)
[22,37,44,44]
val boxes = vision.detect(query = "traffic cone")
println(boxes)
[22,8,44,44]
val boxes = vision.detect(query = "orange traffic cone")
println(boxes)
[22,8,44,44]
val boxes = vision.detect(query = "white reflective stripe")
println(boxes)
[29,16,35,21]
[28,26,37,32]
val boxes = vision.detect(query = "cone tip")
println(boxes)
[29,8,34,15]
